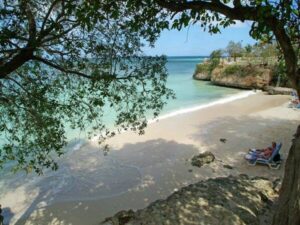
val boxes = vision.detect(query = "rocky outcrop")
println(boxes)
[100,175,278,225]
[193,62,273,90]
[191,151,215,167]
[210,65,272,89]
[265,86,294,95]
[193,72,211,81]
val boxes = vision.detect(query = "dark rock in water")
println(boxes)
[223,164,234,169]
[191,151,215,167]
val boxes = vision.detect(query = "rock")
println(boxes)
[220,138,227,143]
[101,210,135,225]
[210,64,272,89]
[272,178,282,193]
[265,86,293,95]
[193,72,211,81]
[99,175,278,225]
[191,151,215,167]
[223,164,234,169]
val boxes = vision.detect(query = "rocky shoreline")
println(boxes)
[193,63,272,90]
[100,175,280,225]
[193,62,294,95]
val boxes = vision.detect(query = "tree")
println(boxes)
[244,44,253,55]
[209,49,222,73]
[226,41,243,61]
[0,0,174,174]
[123,1,299,225]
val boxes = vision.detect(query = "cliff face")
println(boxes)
[193,72,210,81]
[193,63,273,90]
[211,65,272,89]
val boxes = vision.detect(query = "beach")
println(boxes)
[1,92,299,225]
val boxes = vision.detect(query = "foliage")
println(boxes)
[244,44,253,54]
[226,41,244,61]
[209,49,222,72]
[195,62,211,74]
[223,64,263,77]
[0,0,174,174]
[194,49,222,75]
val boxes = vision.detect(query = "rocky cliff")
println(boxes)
[193,72,211,80]
[193,63,273,90]
[211,65,272,89]
[100,175,279,225]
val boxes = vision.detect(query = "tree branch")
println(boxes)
[31,55,93,79]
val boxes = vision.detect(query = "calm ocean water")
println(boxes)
[162,56,241,113]
[64,56,242,142]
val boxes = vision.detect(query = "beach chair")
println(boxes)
[245,143,282,169]
[289,90,300,108]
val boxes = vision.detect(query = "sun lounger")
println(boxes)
[245,143,282,169]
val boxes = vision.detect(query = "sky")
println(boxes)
[142,21,257,57]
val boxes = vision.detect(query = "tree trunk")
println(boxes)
[272,125,300,225]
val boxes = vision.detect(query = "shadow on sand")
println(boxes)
[2,114,298,225]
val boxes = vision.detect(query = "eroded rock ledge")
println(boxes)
[100,175,278,225]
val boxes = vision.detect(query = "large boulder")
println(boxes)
[191,151,215,167]
[99,175,278,225]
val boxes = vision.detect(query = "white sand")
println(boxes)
[1,93,299,225]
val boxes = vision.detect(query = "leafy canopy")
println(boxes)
[0,0,174,174]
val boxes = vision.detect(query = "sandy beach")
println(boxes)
[1,92,299,225]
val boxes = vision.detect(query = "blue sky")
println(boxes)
[143,21,257,56]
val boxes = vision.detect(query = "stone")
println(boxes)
[223,164,234,169]
[191,151,215,167]
[265,86,293,95]
[193,72,211,81]
[99,175,278,225]
[210,65,272,90]
[101,210,135,225]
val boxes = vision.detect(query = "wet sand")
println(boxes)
[1,93,299,225]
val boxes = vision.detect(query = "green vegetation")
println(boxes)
[195,62,211,74]
[222,65,263,78]
[196,40,289,87]
[194,49,222,76]
[226,41,244,61]
[0,1,174,174]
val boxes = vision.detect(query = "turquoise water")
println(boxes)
[162,56,241,114]
[65,56,242,142]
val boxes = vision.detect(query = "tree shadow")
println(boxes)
[104,175,275,225]
[2,114,298,225]
[5,139,203,225]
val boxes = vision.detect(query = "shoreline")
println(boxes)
[149,90,257,122]
[2,92,299,225]
[91,89,254,144]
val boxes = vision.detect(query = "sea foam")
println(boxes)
[149,90,258,123]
